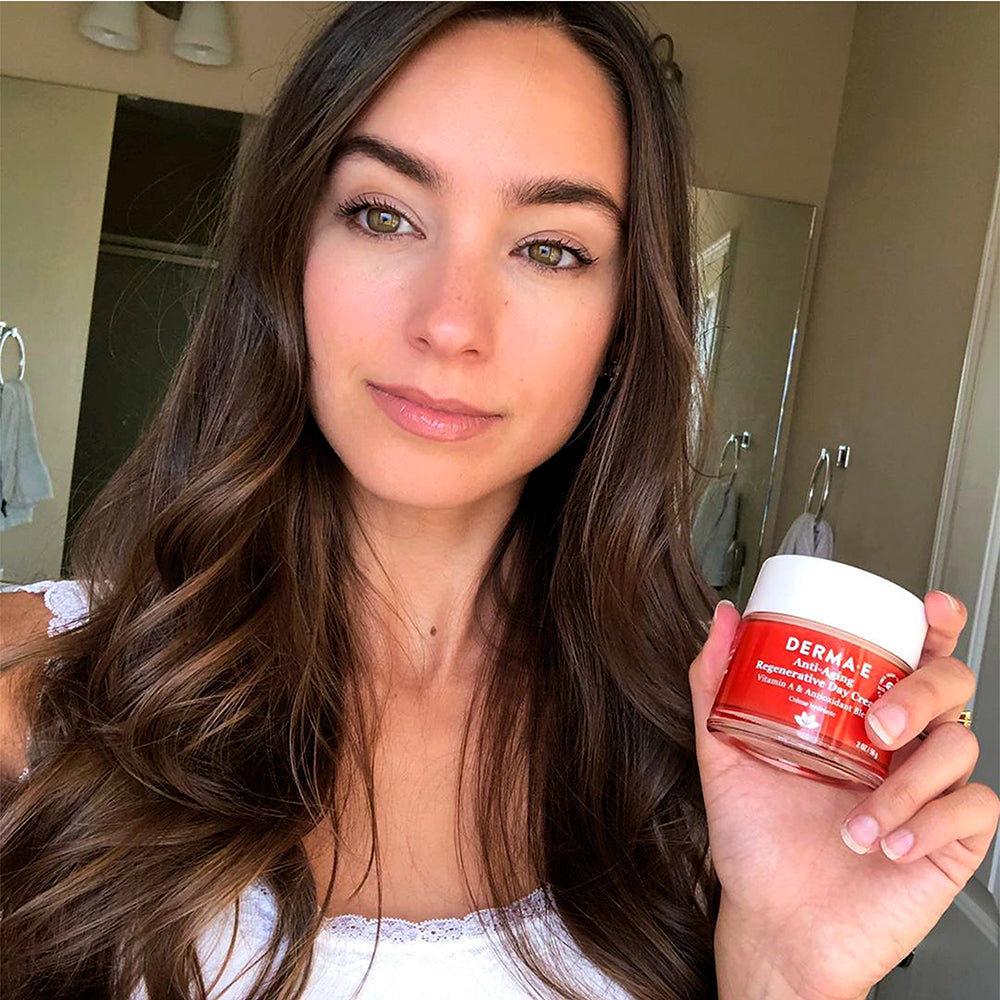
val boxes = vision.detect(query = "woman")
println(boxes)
[2,3,996,999]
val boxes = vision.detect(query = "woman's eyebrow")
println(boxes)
[331,133,625,235]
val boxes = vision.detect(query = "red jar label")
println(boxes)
[713,617,909,776]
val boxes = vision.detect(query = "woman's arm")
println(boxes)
[715,898,870,1000]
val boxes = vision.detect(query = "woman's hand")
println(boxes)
[690,591,1000,1000]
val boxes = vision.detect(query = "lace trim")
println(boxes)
[252,883,553,945]
[0,578,91,636]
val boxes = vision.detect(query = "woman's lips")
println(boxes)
[366,383,502,442]
[368,382,495,417]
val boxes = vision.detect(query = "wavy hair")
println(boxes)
[1,3,721,998]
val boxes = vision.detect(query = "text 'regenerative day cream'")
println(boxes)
[707,554,928,790]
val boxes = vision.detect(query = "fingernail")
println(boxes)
[841,814,879,854]
[868,705,907,746]
[714,599,735,622]
[880,829,914,861]
[932,590,962,614]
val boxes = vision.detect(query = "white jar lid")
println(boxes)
[743,554,928,670]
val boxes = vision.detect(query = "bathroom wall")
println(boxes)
[0,77,115,580]
[771,2,999,595]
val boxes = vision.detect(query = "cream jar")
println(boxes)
[707,554,928,790]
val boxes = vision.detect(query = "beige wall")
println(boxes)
[641,2,856,206]
[771,2,1000,598]
[0,77,116,581]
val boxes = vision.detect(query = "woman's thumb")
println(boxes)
[689,599,742,725]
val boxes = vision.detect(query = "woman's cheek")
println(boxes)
[304,250,394,374]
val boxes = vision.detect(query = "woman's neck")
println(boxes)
[346,479,521,694]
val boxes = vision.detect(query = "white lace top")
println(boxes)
[2,579,637,1000]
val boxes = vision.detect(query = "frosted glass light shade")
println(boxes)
[78,1,141,51]
[172,1,233,66]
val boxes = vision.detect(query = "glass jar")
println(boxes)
[707,554,928,790]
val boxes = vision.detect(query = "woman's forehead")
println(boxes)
[340,19,628,208]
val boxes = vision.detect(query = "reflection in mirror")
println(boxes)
[691,188,816,609]
[64,96,243,567]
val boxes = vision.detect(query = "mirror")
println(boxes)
[692,188,816,608]
[65,95,243,549]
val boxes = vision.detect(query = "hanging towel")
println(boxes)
[0,379,54,531]
[692,478,739,586]
[776,511,834,558]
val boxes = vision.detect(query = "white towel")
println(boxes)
[776,511,834,558]
[692,478,740,586]
[0,379,54,531]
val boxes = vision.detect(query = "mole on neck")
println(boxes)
[430,626,437,636]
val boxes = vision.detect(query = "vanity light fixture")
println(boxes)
[168,2,233,66]
[77,1,233,66]
[78,1,141,52]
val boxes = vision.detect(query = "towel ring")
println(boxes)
[0,323,26,386]
[804,448,831,520]
[717,433,740,483]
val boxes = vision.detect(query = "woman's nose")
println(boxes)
[404,245,498,362]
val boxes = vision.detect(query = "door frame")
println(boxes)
[926,161,1000,924]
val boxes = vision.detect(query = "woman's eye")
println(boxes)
[364,206,402,233]
[337,197,416,238]
[523,241,575,270]
[515,238,597,274]
[335,196,596,273]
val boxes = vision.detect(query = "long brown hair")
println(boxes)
[1,3,721,998]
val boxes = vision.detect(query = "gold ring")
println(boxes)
[916,710,973,740]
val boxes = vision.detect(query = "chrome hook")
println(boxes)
[717,431,751,485]
[805,448,831,520]
[0,322,26,386]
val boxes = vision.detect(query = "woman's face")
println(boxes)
[304,19,628,510]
